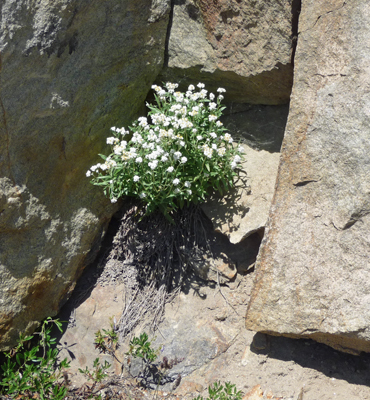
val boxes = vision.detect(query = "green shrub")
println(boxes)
[87,82,243,220]
[0,318,69,400]
[193,381,243,400]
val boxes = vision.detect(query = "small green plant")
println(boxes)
[87,82,243,220]
[126,332,158,365]
[193,381,243,400]
[78,357,111,384]
[0,317,70,400]
[94,319,118,355]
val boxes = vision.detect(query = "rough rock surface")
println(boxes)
[160,0,294,104]
[55,253,370,400]
[222,103,289,153]
[202,144,280,244]
[0,0,170,350]
[246,0,370,354]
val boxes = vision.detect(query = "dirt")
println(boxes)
[56,209,370,400]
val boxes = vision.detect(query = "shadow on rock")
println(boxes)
[250,332,370,386]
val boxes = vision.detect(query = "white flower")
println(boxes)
[138,116,148,127]
[238,145,244,153]
[140,192,146,198]
[100,164,108,171]
[133,175,140,182]
[111,126,117,132]
[216,121,223,127]
[106,137,116,145]
[218,94,224,101]
[217,147,226,156]
[147,132,157,141]
[188,84,195,91]
[136,157,143,163]
[224,133,233,143]
[111,197,118,203]
[217,88,226,93]
[192,128,197,133]
[185,181,191,188]
[234,155,242,163]
[86,170,92,177]
[209,93,215,100]
[179,141,185,147]
[90,164,99,172]
[106,159,117,168]
[180,156,187,164]
[203,146,213,158]
[165,82,178,91]
[173,178,180,186]
[197,135,203,141]
[174,188,180,194]
[210,132,217,139]
[167,166,174,173]
[199,89,207,99]
[174,92,184,102]
[212,144,218,150]
[197,83,205,89]
[148,160,158,170]
[173,151,182,160]
[231,161,237,169]
[114,146,123,155]
[152,85,162,92]
[209,115,217,122]
[161,155,168,162]
[209,102,217,110]
[187,189,192,195]
[118,127,128,136]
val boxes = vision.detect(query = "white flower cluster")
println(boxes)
[87,82,243,212]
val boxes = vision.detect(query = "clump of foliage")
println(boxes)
[93,318,119,356]
[126,332,158,365]
[125,331,183,390]
[0,317,69,400]
[193,381,243,400]
[87,82,243,220]
[78,357,111,384]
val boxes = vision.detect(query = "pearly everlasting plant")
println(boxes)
[87,82,243,219]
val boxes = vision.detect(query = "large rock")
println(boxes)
[160,0,294,104]
[246,0,370,354]
[202,145,280,244]
[0,0,170,350]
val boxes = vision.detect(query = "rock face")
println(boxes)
[202,144,280,244]
[160,0,294,104]
[0,0,170,350]
[246,0,370,354]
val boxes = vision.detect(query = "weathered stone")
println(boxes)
[246,0,370,354]
[189,250,237,283]
[58,283,126,386]
[0,0,170,350]
[222,104,289,153]
[160,0,294,104]
[202,144,280,244]
[242,385,263,400]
